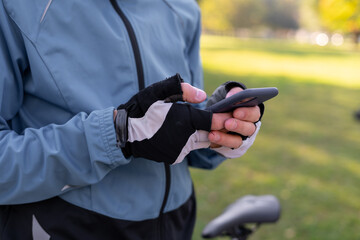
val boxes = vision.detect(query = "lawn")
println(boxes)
[191,35,360,240]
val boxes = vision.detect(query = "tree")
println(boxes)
[199,0,235,33]
[199,0,265,33]
[199,0,299,34]
[318,0,360,44]
[298,0,322,31]
[263,0,299,30]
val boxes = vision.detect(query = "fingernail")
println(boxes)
[195,89,206,101]
[211,132,220,142]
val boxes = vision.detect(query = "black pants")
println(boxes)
[0,191,196,240]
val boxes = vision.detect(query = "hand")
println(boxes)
[114,74,211,165]
[113,82,206,121]
[180,82,207,103]
[209,87,261,148]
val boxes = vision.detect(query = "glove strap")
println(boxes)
[115,109,128,148]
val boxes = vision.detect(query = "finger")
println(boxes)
[226,86,243,98]
[211,112,233,130]
[233,105,261,122]
[224,118,256,136]
[208,129,229,148]
[181,83,207,103]
[119,74,183,116]
[208,131,243,149]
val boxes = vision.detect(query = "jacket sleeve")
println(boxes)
[0,4,128,204]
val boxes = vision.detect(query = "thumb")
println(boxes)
[181,83,207,103]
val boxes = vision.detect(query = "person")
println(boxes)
[0,1,263,239]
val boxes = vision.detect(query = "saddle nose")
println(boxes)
[202,195,281,238]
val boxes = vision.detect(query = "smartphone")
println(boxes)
[206,87,278,113]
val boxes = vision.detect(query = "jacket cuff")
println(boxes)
[85,107,131,168]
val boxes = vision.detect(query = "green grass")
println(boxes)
[191,35,360,240]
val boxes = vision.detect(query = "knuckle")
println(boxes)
[232,137,243,149]
[234,108,246,119]
[243,122,255,136]
[238,121,248,133]
[236,121,255,136]
[212,117,223,130]
[235,142,242,149]
[223,133,242,149]
[233,138,243,149]
[255,108,261,121]
[253,107,261,121]
[249,123,256,135]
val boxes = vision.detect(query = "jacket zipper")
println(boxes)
[110,1,171,238]
[158,163,171,239]
[110,0,145,90]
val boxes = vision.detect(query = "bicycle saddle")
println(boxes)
[202,195,281,238]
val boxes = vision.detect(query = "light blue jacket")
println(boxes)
[0,0,226,221]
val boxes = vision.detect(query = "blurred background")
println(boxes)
[191,0,360,239]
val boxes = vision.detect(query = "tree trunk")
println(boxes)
[353,31,360,45]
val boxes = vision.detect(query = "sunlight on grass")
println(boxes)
[289,173,360,209]
[259,134,332,166]
[201,35,360,88]
[343,158,360,176]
